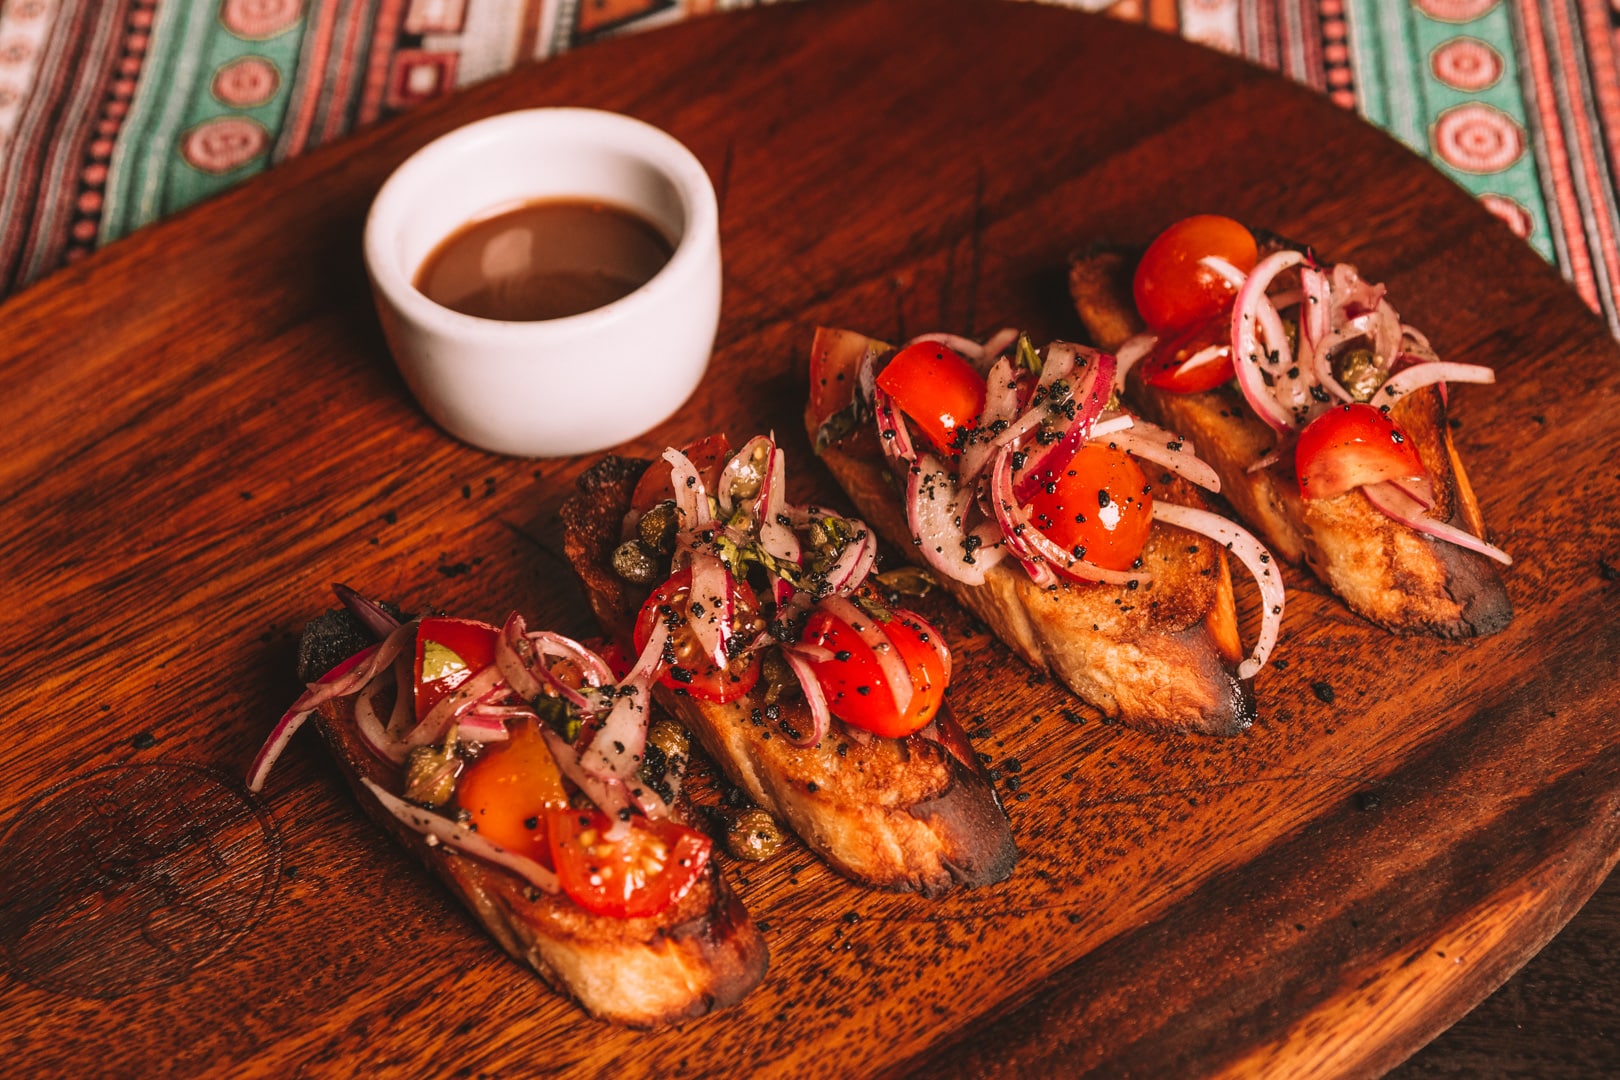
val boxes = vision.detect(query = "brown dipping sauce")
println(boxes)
[414,198,674,321]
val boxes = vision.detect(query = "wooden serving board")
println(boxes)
[3,0,1618,1074]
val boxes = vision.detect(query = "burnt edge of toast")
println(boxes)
[561,455,1018,896]
[296,611,769,1028]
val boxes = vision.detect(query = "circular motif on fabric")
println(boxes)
[219,0,304,40]
[1432,102,1523,173]
[1431,36,1503,91]
[212,56,279,107]
[182,116,269,174]
[1413,0,1499,22]
[0,763,281,999]
[1480,193,1533,238]
[0,38,34,65]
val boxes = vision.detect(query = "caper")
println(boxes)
[726,808,786,861]
[1280,314,1300,356]
[759,650,800,706]
[646,718,689,764]
[1335,346,1383,402]
[638,500,678,553]
[402,745,460,807]
[611,539,661,584]
[874,566,934,597]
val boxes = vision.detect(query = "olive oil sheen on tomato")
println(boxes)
[414,199,674,321]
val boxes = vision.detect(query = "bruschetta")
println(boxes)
[1068,215,1511,637]
[560,439,1017,896]
[806,327,1284,736]
[248,587,768,1027]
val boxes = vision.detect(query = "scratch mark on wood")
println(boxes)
[499,518,568,567]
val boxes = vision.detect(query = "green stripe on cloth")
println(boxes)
[102,3,308,242]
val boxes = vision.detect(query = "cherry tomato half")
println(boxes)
[798,603,947,738]
[633,567,762,703]
[1295,402,1427,501]
[630,433,733,520]
[1133,215,1258,334]
[453,717,570,866]
[875,341,987,454]
[415,617,500,725]
[1026,443,1153,572]
[1140,312,1236,394]
[547,807,711,918]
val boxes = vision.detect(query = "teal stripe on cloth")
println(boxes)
[102,3,308,243]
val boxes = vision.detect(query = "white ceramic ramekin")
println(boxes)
[363,108,721,457]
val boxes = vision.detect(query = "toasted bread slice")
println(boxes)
[561,456,1018,897]
[806,328,1254,736]
[1069,249,1510,638]
[299,615,768,1028]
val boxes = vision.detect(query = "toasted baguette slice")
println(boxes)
[299,613,768,1028]
[806,327,1255,736]
[1069,249,1510,638]
[561,456,1018,897]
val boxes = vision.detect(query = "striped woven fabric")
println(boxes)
[0,0,1616,333]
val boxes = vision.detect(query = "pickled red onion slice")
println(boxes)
[1374,360,1496,406]
[778,645,831,748]
[1362,481,1512,566]
[1231,250,1304,433]
[580,615,669,782]
[1149,501,1283,679]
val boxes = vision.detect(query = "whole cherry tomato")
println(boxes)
[798,602,947,738]
[1295,402,1427,500]
[634,567,762,703]
[1026,444,1153,572]
[875,341,987,454]
[1133,215,1258,333]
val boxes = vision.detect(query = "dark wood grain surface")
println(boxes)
[2,0,1618,1075]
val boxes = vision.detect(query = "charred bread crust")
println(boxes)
[805,328,1255,736]
[561,456,1018,896]
[1069,250,1511,639]
[303,626,768,1028]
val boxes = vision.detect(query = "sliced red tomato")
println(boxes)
[1140,311,1235,393]
[452,717,570,866]
[1295,402,1427,500]
[415,617,500,725]
[1026,443,1153,572]
[633,567,762,703]
[798,603,947,738]
[547,807,711,918]
[1133,215,1258,333]
[629,433,733,520]
[875,341,987,454]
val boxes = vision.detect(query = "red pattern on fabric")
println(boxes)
[1517,0,1600,310]
[279,0,342,160]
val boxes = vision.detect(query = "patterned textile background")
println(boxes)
[0,0,1616,333]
